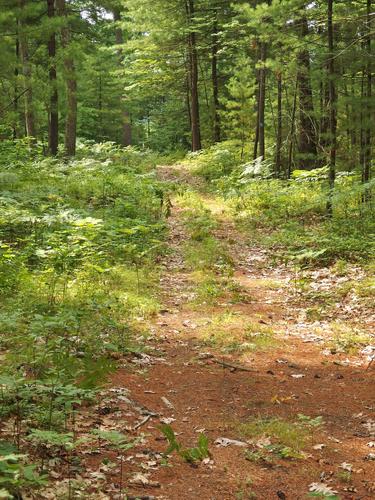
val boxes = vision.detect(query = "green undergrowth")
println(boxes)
[232,179,374,267]
[239,414,324,462]
[189,271,246,306]
[200,312,277,353]
[327,322,373,355]
[159,424,210,464]
[0,140,168,497]
[185,143,374,269]
[176,191,237,309]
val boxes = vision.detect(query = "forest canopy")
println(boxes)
[0,0,373,178]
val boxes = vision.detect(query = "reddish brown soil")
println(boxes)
[41,166,375,499]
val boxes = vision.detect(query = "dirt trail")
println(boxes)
[77,166,374,500]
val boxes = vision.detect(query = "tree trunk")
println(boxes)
[113,8,132,147]
[186,73,192,131]
[259,43,266,159]
[13,34,20,139]
[19,0,36,139]
[211,11,220,143]
[297,17,317,169]
[57,0,77,156]
[186,0,201,151]
[360,73,366,170]
[287,80,298,179]
[254,42,266,159]
[253,66,259,159]
[349,74,357,147]
[275,72,282,177]
[362,0,372,196]
[326,0,337,216]
[47,0,58,156]
[319,66,330,158]
[98,74,103,140]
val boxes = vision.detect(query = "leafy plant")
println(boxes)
[239,417,310,456]
[0,452,47,499]
[159,424,210,463]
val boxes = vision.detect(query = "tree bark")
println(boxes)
[326,0,337,216]
[186,0,201,151]
[19,0,36,139]
[319,65,330,158]
[57,0,77,156]
[113,8,132,147]
[297,17,317,169]
[13,33,20,139]
[253,66,260,159]
[258,42,266,159]
[254,42,266,159]
[275,72,282,177]
[362,0,372,195]
[287,80,298,178]
[47,0,58,156]
[211,11,220,143]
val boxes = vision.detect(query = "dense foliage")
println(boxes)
[0,141,169,497]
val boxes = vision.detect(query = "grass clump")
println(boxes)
[200,313,276,353]
[190,271,246,306]
[177,190,234,274]
[239,416,321,461]
[184,237,233,274]
[328,323,372,354]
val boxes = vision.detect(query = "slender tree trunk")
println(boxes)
[211,11,220,143]
[287,79,298,178]
[360,73,366,169]
[342,80,351,156]
[57,0,77,156]
[19,0,36,139]
[253,63,260,159]
[113,8,131,147]
[98,74,103,140]
[327,0,337,216]
[186,73,192,131]
[47,0,58,156]
[275,72,282,177]
[362,0,372,197]
[319,66,330,158]
[186,0,201,151]
[297,17,317,169]
[350,74,357,147]
[258,43,267,159]
[13,34,20,139]
[254,43,267,159]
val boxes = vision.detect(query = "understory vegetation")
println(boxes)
[185,144,374,269]
[0,140,168,498]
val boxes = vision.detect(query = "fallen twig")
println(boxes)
[211,358,254,373]
[127,497,155,500]
[133,414,153,431]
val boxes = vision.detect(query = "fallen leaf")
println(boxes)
[160,417,176,424]
[313,444,326,450]
[129,473,160,488]
[340,462,353,472]
[309,483,338,495]
[161,397,174,409]
[215,437,248,447]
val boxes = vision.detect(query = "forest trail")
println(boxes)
[80,165,374,500]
